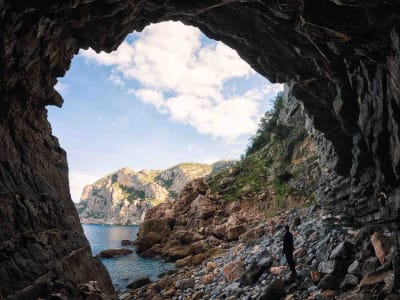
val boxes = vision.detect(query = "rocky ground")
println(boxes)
[120,202,398,300]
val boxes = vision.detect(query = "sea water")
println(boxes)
[83,224,174,292]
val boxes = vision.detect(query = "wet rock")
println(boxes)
[98,248,133,258]
[126,277,152,289]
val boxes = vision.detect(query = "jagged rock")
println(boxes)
[98,248,133,258]
[370,233,394,265]
[126,277,152,289]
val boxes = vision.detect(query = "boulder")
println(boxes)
[189,195,217,219]
[126,276,152,289]
[347,260,361,275]
[206,261,218,271]
[318,260,350,276]
[359,270,392,290]
[121,240,134,246]
[136,231,162,253]
[293,248,306,259]
[200,274,214,285]
[171,230,204,245]
[239,227,264,242]
[164,245,193,260]
[135,219,171,252]
[140,243,162,258]
[370,232,394,264]
[362,257,380,276]
[175,278,195,290]
[223,260,245,282]
[310,271,321,283]
[330,240,353,260]
[226,224,247,241]
[98,248,133,258]
[270,266,285,275]
[340,274,359,290]
[293,217,301,227]
[240,263,265,286]
[257,279,284,300]
[175,256,193,267]
[318,274,341,290]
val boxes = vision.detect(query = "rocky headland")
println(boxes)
[76,161,235,225]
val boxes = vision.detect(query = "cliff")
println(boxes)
[76,162,235,225]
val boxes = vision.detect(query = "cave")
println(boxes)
[1,1,400,299]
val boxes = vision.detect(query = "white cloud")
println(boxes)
[81,21,283,141]
[69,170,99,202]
[55,82,69,94]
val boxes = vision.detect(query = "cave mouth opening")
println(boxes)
[47,20,283,292]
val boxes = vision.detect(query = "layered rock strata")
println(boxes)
[2,0,400,298]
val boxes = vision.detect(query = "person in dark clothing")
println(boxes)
[283,224,297,279]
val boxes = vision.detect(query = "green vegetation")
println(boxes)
[120,185,145,202]
[207,92,319,217]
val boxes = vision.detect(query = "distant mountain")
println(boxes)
[75,161,236,225]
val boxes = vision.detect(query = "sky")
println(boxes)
[47,21,283,203]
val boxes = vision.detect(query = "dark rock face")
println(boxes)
[1,0,400,298]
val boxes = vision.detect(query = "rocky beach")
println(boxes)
[121,200,396,300]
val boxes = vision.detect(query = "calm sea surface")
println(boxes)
[82,224,174,292]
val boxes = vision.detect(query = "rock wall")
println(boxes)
[1,0,400,297]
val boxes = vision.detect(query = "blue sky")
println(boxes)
[47,21,282,202]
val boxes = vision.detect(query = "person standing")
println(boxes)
[283,224,297,280]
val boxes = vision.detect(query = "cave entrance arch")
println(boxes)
[1,1,400,299]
